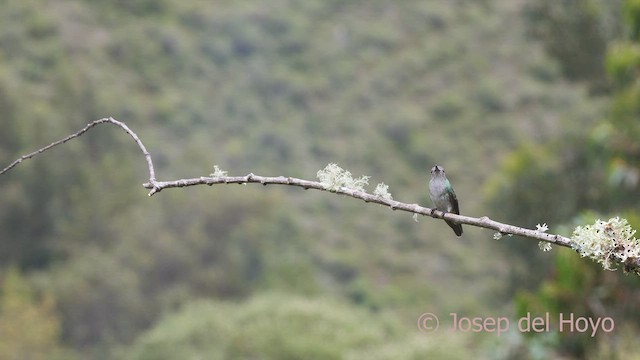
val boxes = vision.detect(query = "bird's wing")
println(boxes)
[448,190,460,215]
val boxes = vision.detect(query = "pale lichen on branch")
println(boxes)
[373,183,393,201]
[316,163,370,191]
[571,217,640,274]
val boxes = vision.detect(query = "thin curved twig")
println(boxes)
[0,117,156,182]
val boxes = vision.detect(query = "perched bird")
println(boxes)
[429,165,463,236]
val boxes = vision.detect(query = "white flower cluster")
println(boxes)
[538,242,552,252]
[317,163,370,192]
[536,223,552,252]
[571,217,639,271]
[536,223,549,232]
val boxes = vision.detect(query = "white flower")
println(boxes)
[538,241,552,252]
[536,223,549,232]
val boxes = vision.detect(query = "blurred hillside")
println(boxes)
[0,0,633,358]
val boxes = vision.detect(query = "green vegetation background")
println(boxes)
[0,0,639,358]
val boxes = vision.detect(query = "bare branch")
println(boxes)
[0,117,156,182]
[142,174,573,248]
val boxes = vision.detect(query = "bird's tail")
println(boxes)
[446,220,463,237]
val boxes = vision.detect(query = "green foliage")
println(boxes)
[603,0,640,166]
[485,144,566,225]
[605,3,640,154]
[587,325,640,360]
[524,0,623,93]
[605,43,640,86]
[624,0,640,39]
[124,293,473,360]
[0,269,76,360]
[31,188,321,353]
[491,2,640,357]
[515,244,640,358]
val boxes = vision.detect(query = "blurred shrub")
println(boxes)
[0,269,76,360]
[124,292,473,360]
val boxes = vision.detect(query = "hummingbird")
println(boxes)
[429,165,463,236]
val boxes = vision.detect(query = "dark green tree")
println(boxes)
[524,0,623,93]
[501,0,640,357]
